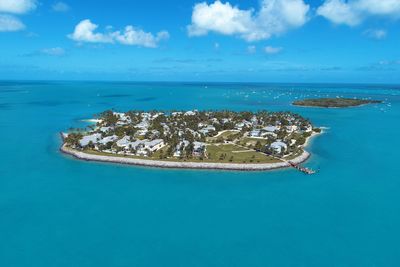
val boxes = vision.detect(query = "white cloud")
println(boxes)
[0,14,25,32]
[111,27,169,48]
[264,45,283,54]
[0,0,37,14]
[68,19,169,48]
[52,2,70,12]
[187,0,309,42]
[355,0,400,17]
[363,29,387,39]
[41,47,65,56]
[317,0,361,26]
[317,0,400,26]
[68,19,113,43]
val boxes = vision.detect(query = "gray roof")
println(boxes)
[79,133,101,146]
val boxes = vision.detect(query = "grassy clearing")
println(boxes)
[283,149,305,160]
[206,144,280,163]
[206,130,241,142]
[239,137,270,147]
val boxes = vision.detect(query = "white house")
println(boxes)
[269,141,287,154]
[304,125,313,133]
[249,129,261,137]
[144,139,164,152]
[135,121,149,129]
[286,125,298,133]
[114,112,131,122]
[199,125,216,135]
[263,125,279,132]
[173,140,189,157]
[80,133,101,146]
[116,136,132,148]
[193,142,206,156]
[98,135,119,145]
[184,110,196,116]
[235,120,252,130]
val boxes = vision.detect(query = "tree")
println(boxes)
[185,142,194,158]
[255,141,262,151]
[64,133,83,148]
[100,110,119,126]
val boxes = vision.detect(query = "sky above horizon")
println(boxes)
[0,0,400,83]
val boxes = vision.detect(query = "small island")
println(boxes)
[293,98,382,108]
[61,110,321,171]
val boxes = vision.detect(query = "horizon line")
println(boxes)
[1,79,400,86]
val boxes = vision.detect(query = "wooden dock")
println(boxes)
[288,162,316,175]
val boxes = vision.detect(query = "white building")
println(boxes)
[184,110,196,116]
[193,142,206,156]
[261,132,277,138]
[98,135,119,145]
[249,129,261,137]
[173,140,189,157]
[135,121,149,129]
[80,133,101,146]
[234,120,252,130]
[304,125,313,133]
[199,125,216,135]
[263,125,279,132]
[116,136,131,148]
[144,139,164,152]
[286,125,298,133]
[269,141,287,154]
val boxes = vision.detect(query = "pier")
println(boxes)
[288,162,316,175]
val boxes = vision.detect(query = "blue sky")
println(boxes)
[0,0,399,83]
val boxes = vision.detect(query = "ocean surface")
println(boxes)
[0,81,399,267]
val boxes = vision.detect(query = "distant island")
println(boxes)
[293,98,382,108]
[61,110,321,171]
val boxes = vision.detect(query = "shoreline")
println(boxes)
[60,143,311,171]
[59,129,321,171]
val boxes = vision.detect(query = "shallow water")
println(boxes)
[1,81,399,267]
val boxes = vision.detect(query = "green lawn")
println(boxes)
[206,144,280,163]
[206,130,241,142]
[240,137,270,147]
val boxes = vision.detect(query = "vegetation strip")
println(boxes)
[293,98,382,108]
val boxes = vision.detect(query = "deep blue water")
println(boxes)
[1,81,400,267]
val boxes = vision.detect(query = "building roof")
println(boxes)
[99,135,118,144]
[79,133,101,146]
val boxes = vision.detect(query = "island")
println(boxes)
[61,110,321,171]
[293,98,382,108]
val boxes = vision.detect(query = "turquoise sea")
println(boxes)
[1,81,399,267]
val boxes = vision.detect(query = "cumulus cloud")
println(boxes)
[68,19,169,48]
[264,46,283,54]
[111,27,169,47]
[317,0,400,26]
[68,19,113,43]
[363,29,387,39]
[187,0,310,41]
[317,0,361,26]
[0,14,25,32]
[0,0,37,14]
[52,2,70,12]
